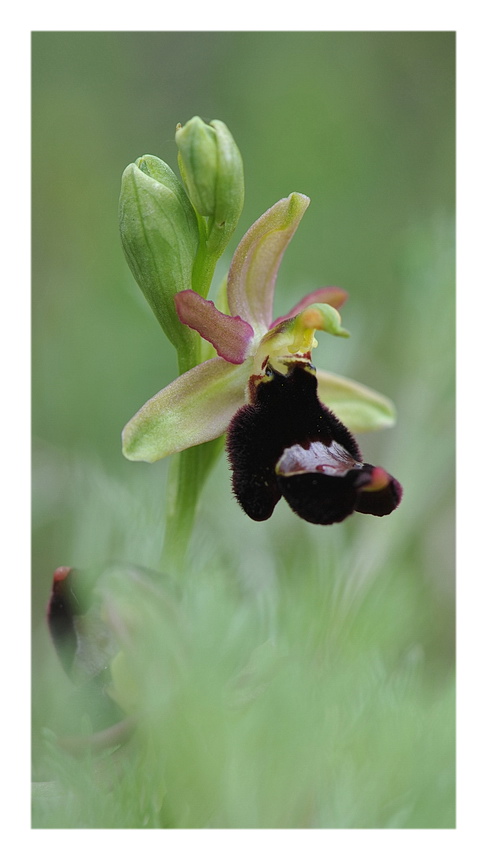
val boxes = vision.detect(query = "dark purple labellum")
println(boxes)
[226,362,402,525]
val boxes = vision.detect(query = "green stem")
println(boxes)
[160,222,222,574]
[191,214,219,299]
[162,437,224,573]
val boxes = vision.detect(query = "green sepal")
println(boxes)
[122,357,248,463]
[316,369,397,433]
[227,193,310,333]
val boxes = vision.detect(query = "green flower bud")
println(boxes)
[176,117,244,258]
[119,155,200,357]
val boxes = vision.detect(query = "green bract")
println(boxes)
[119,155,200,357]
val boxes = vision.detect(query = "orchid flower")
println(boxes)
[122,191,402,525]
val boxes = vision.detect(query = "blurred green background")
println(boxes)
[32,31,455,828]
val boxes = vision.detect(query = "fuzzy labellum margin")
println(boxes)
[226,360,402,525]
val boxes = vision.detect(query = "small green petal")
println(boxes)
[316,369,397,433]
[122,358,249,462]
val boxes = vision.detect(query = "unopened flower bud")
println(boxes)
[119,155,199,356]
[176,117,244,257]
